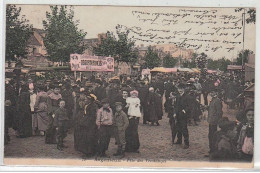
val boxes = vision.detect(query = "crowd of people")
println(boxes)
[4,71,254,161]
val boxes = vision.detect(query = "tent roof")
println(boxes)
[245,63,255,69]
[227,65,243,70]
[191,68,200,73]
[244,84,254,92]
[151,67,168,73]
[165,68,178,73]
[177,68,194,72]
[207,69,217,74]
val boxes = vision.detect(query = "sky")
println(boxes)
[15,5,256,60]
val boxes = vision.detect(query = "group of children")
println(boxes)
[54,90,141,158]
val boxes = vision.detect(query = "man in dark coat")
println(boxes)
[175,87,192,149]
[152,78,164,97]
[136,81,149,124]
[167,91,180,145]
[164,80,178,113]
[108,83,120,112]
[94,80,107,102]
[201,78,210,105]
[61,83,74,121]
[208,90,223,153]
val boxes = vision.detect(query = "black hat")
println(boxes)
[115,102,123,106]
[101,98,109,104]
[95,79,103,85]
[218,117,236,130]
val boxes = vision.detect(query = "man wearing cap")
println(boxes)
[96,98,113,157]
[208,90,223,153]
[113,102,129,158]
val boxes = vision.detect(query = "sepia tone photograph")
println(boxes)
[3,2,256,168]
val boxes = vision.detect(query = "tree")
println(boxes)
[42,5,87,62]
[93,25,138,65]
[207,58,231,72]
[182,53,197,68]
[6,5,33,62]
[163,54,178,68]
[144,46,161,69]
[235,8,256,24]
[236,49,253,65]
[246,8,256,24]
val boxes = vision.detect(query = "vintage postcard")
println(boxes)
[2,1,256,169]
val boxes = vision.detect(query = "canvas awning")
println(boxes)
[165,68,178,73]
[177,68,194,73]
[191,68,200,73]
[207,69,217,74]
[150,67,168,73]
[227,65,243,70]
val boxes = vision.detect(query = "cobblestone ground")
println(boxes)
[4,98,238,162]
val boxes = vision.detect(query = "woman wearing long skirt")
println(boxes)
[33,85,49,135]
[74,89,87,151]
[16,84,32,138]
[125,90,141,153]
[147,87,159,125]
[46,85,62,144]
[74,94,98,158]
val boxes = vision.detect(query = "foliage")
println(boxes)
[163,54,178,68]
[144,46,161,69]
[195,52,208,69]
[93,25,138,64]
[235,8,256,24]
[42,5,87,62]
[246,8,256,24]
[182,53,197,68]
[207,58,231,72]
[236,49,253,65]
[6,5,33,61]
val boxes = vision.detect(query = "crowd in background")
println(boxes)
[4,71,254,161]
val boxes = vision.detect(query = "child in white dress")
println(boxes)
[126,90,141,118]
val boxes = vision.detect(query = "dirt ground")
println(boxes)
[4,98,238,162]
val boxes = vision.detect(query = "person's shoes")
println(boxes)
[183,145,189,149]
[113,150,121,156]
[57,146,63,151]
[134,150,140,153]
[173,141,182,145]
[100,153,110,158]
[61,144,68,148]
[82,153,93,159]
[119,152,125,159]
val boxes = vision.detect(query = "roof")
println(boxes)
[165,68,177,73]
[83,38,98,44]
[191,68,200,73]
[207,69,217,74]
[245,63,255,69]
[28,34,42,46]
[244,84,254,92]
[227,65,243,70]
